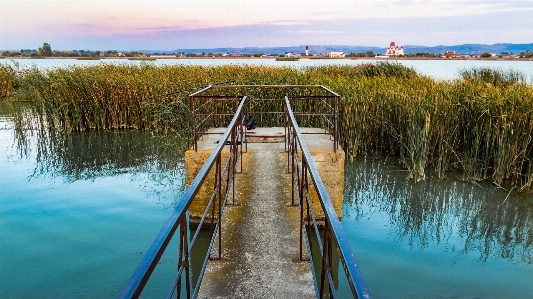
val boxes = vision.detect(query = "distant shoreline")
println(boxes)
[3,56,532,61]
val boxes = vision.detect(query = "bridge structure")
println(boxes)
[118,85,371,299]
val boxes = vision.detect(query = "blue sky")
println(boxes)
[1,0,532,51]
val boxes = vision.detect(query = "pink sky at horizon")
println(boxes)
[1,0,532,50]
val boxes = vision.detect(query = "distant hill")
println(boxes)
[168,45,383,55]
[402,43,533,55]
[138,43,533,55]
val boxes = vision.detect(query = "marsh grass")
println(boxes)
[4,62,532,193]
[77,57,101,60]
[459,67,527,88]
[276,57,299,61]
[0,62,18,98]
[128,58,157,61]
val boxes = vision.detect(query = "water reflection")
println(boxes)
[344,155,533,264]
[7,127,186,208]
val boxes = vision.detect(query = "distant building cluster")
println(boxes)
[440,51,461,58]
[284,46,346,58]
[3,42,531,60]
[385,42,404,56]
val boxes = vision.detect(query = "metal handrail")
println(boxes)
[120,85,366,298]
[285,96,371,299]
[189,85,340,152]
[118,96,247,299]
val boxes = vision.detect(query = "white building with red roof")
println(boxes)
[385,42,404,56]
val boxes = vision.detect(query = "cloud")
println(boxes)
[2,0,533,50]
[294,30,346,34]
[269,21,312,26]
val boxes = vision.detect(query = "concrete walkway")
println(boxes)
[197,142,315,298]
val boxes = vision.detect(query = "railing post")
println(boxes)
[232,126,237,204]
[217,154,222,259]
[239,121,244,172]
[291,127,297,207]
[335,95,339,152]
[299,152,304,261]
[319,219,331,298]
[304,159,313,260]
[176,217,191,299]
[291,129,295,206]
[185,212,192,299]
[177,219,184,299]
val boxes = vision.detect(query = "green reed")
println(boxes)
[3,62,532,193]
[0,61,19,98]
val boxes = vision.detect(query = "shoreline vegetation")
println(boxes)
[275,57,299,61]
[127,57,157,61]
[1,62,531,194]
[76,57,101,60]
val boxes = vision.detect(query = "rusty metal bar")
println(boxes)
[190,85,339,152]
[191,98,217,114]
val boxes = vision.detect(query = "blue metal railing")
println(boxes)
[118,96,247,299]
[285,96,371,299]
[119,85,369,298]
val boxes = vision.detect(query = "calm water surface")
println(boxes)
[4,58,533,81]
[340,156,533,298]
[1,114,532,298]
[0,121,186,298]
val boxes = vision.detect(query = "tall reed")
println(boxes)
[0,61,18,98]
[4,62,532,193]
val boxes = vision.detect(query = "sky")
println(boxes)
[1,0,532,51]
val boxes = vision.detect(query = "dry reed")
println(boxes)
[3,62,531,193]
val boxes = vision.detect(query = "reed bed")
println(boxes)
[3,61,532,193]
[0,62,18,98]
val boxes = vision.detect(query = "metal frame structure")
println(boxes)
[189,85,340,152]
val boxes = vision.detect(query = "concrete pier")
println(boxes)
[185,127,345,298]
[185,127,345,221]
[197,141,315,298]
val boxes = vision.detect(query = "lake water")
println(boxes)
[3,58,533,81]
[1,116,532,298]
[0,124,186,298]
[1,56,533,297]
[340,155,533,298]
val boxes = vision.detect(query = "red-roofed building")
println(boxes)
[440,51,461,58]
[385,42,404,56]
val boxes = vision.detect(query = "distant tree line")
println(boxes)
[2,43,533,59]
[346,51,376,57]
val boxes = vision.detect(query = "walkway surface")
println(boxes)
[196,128,318,298]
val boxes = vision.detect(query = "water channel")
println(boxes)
[4,58,533,81]
[1,111,531,298]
